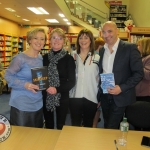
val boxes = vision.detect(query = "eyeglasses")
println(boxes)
[51,36,63,41]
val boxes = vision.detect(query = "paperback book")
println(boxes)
[31,66,49,90]
[100,73,115,94]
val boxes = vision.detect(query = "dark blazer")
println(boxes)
[99,40,144,107]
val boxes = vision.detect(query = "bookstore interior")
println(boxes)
[1,1,150,149]
[0,2,150,69]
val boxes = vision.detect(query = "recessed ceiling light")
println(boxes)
[67,22,71,25]
[5,8,16,12]
[15,14,20,17]
[63,19,68,21]
[59,14,65,17]
[27,7,49,14]
[22,19,30,21]
[45,19,59,23]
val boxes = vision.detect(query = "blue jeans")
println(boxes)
[101,94,126,129]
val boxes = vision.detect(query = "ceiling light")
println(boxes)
[63,19,68,21]
[22,19,30,21]
[59,14,65,17]
[5,8,16,12]
[27,7,49,14]
[15,14,20,17]
[45,19,59,23]
[67,22,71,25]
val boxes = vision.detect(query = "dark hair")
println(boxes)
[76,29,95,55]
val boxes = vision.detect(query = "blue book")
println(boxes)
[100,73,115,94]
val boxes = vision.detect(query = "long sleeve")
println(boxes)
[4,55,27,89]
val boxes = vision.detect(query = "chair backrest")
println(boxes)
[125,101,150,129]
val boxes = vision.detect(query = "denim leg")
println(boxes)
[101,94,126,129]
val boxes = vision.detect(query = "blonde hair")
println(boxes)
[50,28,66,39]
[137,38,150,57]
[27,28,47,45]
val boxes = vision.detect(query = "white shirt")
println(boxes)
[103,38,120,73]
[70,51,100,104]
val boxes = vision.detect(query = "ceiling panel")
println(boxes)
[0,0,71,25]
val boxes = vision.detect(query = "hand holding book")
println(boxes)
[24,82,40,93]
[31,66,49,91]
[100,73,115,94]
[107,85,122,95]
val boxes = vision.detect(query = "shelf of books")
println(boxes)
[109,5,127,29]
[18,37,23,53]
[130,27,150,44]
[65,33,78,51]
[0,33,24,68]
[0,34,5,67]
[12,36,18,57]
[41,32,50,56]
[4,35,12,67]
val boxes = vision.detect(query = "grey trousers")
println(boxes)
[10,106,43,128]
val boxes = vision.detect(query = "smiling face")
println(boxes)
[102,21,118,47]
[50,32,64,51]
[29,31,46,51]
[79,33,91,51]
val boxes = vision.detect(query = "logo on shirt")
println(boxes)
[0,115,11,142]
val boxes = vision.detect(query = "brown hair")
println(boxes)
[137,38,150,57]
[27,28,47,45]
[76,29,95,55]
[50,28,66,39]
[95,37,105,50]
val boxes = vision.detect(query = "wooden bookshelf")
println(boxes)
[18,37,23,53]
[0,34,5,67]
[130,27,150,44]
[109,5,127,29]
[12,36,18,57]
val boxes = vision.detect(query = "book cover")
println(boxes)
[31,66,49,90]
[100,73,115,94]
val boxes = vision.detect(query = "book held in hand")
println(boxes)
[31,66,49,90]
[100,73,115,94]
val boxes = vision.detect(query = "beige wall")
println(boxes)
[129,0,150,27]
[19,26,49,37]
[0,17,21,36]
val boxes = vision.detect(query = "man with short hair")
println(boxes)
[98,21,143,129]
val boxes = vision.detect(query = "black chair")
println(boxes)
[125,101,150,131]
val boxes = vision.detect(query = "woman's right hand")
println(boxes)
[24,82,39,93]
[46,87,57,95]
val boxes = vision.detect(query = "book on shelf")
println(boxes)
[100,73,115,94]
[31,66,49,90]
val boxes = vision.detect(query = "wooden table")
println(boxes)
[0,126,61,150]
[54,126,150,150]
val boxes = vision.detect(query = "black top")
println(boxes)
[42,51,76,100]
